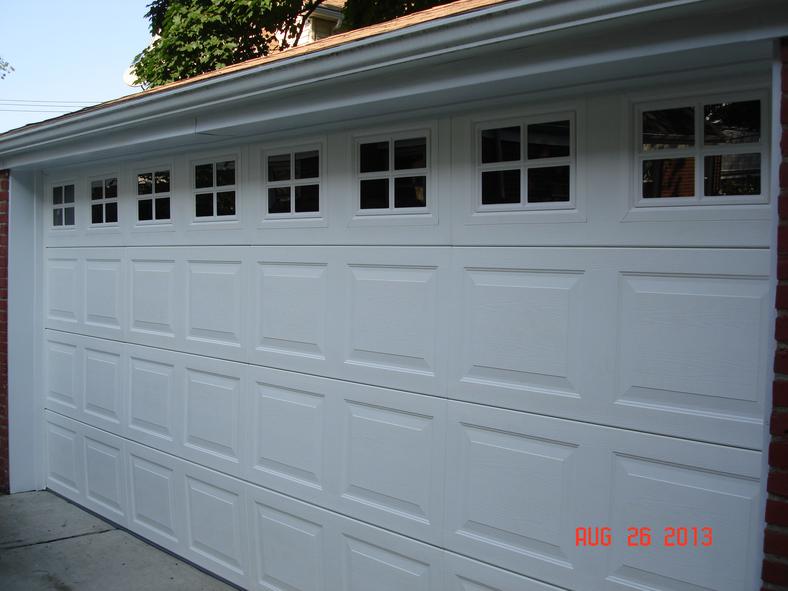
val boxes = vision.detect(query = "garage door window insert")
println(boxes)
[358,134,428,212]
[478,115,573,210]
[265,148,320,217]
[137,170,171,223]
[638,97,764,203]
[90,177,118,224]
[52,183,75,228]
[194,159,236,218]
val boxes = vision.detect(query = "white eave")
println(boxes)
[1,0,787,170]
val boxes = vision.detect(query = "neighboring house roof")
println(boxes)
[0,0,510,139]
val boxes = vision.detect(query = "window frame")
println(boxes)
[49,180,77,230]
[354,129,432,216]
[87,174,119,227]
[474,111,576,212]
[190,156,239,222]
[262,143,323,220]
[134,167,173,225]
[633,91,768,207]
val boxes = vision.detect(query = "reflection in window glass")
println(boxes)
[704,153,760,196]
[216,161,235,187]
[642,107,695,151]
[53,186,63,204]
[52,184,75,227]
[64,185,74,203]
[394,138,427,170]
[105,178,118,199]
[481,126,520,163]
[527,121,570,159]
[91,180,104,200]
[105,202,118,223]
[64,207,74,225]
[528,166,570,202]
[394,176,426,208]
[138,198,153,221]
[704,100,760,145]
[195,163,213,188]
[295,185,320,212]
[481,170,520,205]
[294,150,319,179]
[92,204,103,224]
[138,170,171,222]
[53,209,63,226]
[155,198,170,220]
[155,171,170,193]
[216,191,236,216]
[268,154,290,182]
[360,178,389,209]
[138,173,153,195]
[360,141,389,173]
[195,193,213,217]
[268,187,290,213]
[642,158,695,198]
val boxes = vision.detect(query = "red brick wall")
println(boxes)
[765,39,788,589]
[0,170,8,495]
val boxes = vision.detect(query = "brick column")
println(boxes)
[0,169,8,495]
[765,39,788,589]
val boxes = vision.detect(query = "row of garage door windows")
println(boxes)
[50,97,764,228]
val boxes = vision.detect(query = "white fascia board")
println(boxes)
[1,0,786,169]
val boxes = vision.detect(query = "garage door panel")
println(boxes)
[45,335,81,415]
[84,255,124,337]
[340,248,450,395]
[449,248,769,449]
[83,342,123,429]
[128,347,180,452]
[129,450,181,547]
[129,257,180,347]
[45,255,82,330]
[83,433,127,523]
[45,416,84,498]
[444,552,566,591]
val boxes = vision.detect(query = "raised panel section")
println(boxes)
[46,421,81,495]
[186,476,246,577]
[457,268,582,396]
[46,339,79,410]
[187,260,243,351]
[46,257,80,326]
[84,436,125,518]
[251,381,325,492]
[254,262,328,361]
[129,454,178,542]
[184,369,241,465]
[130,259,177,339]
[129,356,176,443]
[445,553,565,591]
[252,502,325,591]
[342,536,433,591]
[346,265,437,374]
[619,273,769,410]
[605,453,761,591]
[84,348,121,424]
[85,258,122,332]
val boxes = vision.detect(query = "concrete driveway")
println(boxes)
[0,491,236,590]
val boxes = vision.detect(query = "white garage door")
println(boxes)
[40,80,770,590]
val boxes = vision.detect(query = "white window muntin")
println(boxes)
[263,144,322,219]
[134,166,172,225]
[634,91,768,207]
[50,180,77,229]
[475,111,575,212]
[190,155,238,222]
[354,129,431,215]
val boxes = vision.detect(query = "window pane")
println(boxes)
[155,197,171,220]
[294,150,319,179]
[216,190,236,216]
[155,171,171,193]
[195,163,213,189]
[216,161,235,186]
[360,178,389,209]
[195,193,213,217]
[91,180,104,200]
[481,127,520,163]
[91,203,103,224]
[295,185,320,213]
[394,138,426,170]
[138,199,153,221]
[527,166,570,202]
[64,207,75,226]
[642,107,694,151]
[704,101,760,145]
[53,186,63,204]
[138,173,153,195]
[704,153,760,196]
[105,178,117,199]
[64,184,75,203]
[360,141,389,173]
[53,208,63,226]
[642,158,695,198]
[268,154,291,182]
[528,120,570,159]
[105,201,118,223]
[394,176,427,208]
[481,170,520,205]
[268,187,291,214]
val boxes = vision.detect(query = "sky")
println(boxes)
[0,1,152,133]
